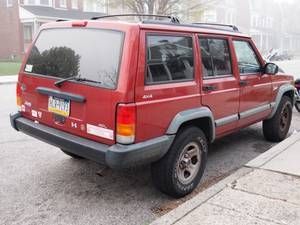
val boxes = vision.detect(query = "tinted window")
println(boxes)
[25,28,123,89]
[146,35,194,84]
[233,40,261,74]
[199,38,232,78]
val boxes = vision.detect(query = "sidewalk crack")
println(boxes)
[231,186,300,207]
[208,202,286,225]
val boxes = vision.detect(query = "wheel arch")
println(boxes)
[166,107,215,143]
[268,84,295,119]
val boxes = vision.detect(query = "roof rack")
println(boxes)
[90,14,180,24]
[192,23,239,32]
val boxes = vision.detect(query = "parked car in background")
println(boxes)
[265,48,293,62]
[10,15,295,198]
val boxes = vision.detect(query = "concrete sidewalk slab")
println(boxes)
[246,132,300,168]
[208,187,300,225]
[174,202,278,225]
[262,141,300,176]
[235,169,300,205]
[0,75,17,84]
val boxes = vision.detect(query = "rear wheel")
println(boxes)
[263,96,293,142]
[151,127,208,198]
[61,149,84,159]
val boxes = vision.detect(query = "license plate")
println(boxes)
[48,96,70,117]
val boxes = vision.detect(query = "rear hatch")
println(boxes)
[18,25,126,145]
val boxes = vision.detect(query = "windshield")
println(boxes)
[25,28,123,89]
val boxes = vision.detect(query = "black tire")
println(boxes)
[151,127,208,198]
[295,101,300,113]
[263,96,293,142]
[61,149,84,159]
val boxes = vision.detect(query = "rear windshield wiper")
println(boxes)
[54,76,102,87]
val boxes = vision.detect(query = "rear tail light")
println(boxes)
[116,104,136,144]
[16,82,22,110]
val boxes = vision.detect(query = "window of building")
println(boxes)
[83,0,105,12]
[146,35,194,84]
[40,0,50,6]
[60,0,66,8]
[24,0,36,4]
[199,38,232,78]
[6,0,13,7]
[202,9,217,23]
[233,40,261,74]
[23,25,33,43]
[23,0,52,6]
[72,0,78,9]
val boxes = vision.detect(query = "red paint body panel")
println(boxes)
[17,20,294,147]
[18,21,140,145]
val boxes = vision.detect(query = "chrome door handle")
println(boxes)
[239,80,248,86]
[203,85,217,92]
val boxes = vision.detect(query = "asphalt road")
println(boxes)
[1,84,300,225]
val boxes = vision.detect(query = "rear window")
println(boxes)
[25,28,123,89]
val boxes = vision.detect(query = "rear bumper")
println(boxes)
[10,112,174,169]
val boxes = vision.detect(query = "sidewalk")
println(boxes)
[0,75,17,84]
[151,132,300,225]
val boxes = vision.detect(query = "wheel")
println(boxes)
[263,96,293,142]
[295,101,300,113]
[61,149,84,159]
[151,127,208,198]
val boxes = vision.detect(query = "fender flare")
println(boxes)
[166,107,215,143]
[268,84,295,119]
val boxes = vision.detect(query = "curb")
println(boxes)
[150,167,253,225]
[0,75,18,85]
[246,132,300,168]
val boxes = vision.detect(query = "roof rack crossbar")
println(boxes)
[192,23,239,32]
[91,14,180,24]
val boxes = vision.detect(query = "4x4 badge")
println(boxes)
[142,94,153,99]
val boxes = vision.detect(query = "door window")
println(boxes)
[146,35,194,84]
[199,38,232,78]
[233,40,261,74]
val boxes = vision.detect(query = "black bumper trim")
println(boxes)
[10,113,174,169]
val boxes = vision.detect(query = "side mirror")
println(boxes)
[264,63,279,75]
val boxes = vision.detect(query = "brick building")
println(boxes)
[0,0,23,59]
[0,0,105,59]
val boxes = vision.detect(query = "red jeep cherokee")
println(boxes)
[10,15,295,197]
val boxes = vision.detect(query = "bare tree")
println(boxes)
[90,0,220,22]
[108,0,180,15]
[110,0,219,19]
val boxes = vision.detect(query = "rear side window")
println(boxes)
[199,38,232,78]
[146,35,194,84]
[25,28,123,89]
[233,40,261,74]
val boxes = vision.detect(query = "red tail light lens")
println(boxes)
[116,104,136,144]
[16,82,22,109]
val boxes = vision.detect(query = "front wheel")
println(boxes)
[263,96,293,142]
[151,127,208,198]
